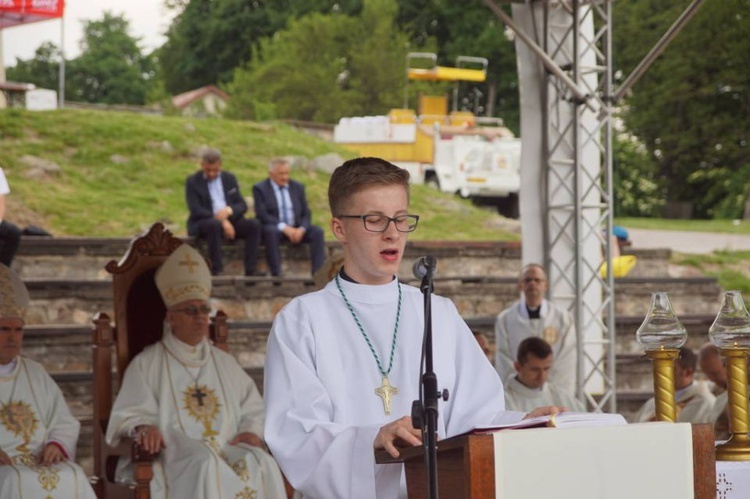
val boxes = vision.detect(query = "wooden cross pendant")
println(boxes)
[192,386,207,407]
[375,376,398,415]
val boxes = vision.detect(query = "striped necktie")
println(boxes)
[280,186,289,225]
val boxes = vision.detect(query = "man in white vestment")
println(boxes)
[0,264,96,499]
[504,337,585,413]
[106,244,286,499]
[636,346,716,424]
[495,264,577,395]
[264,157,562,499]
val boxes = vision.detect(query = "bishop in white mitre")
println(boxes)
[0,264,96,499]
[106,244,286,499]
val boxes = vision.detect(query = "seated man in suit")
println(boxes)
[636,346,716,424]
[253,158,325,277]
[185,148,263,276]
[504,336,585,413]
[106,244,286,498]
[0,264,96,498]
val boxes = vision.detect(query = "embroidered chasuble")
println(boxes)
[495,299,577,395]
[265,278,525,499]
[504,376,586,413]
[0,357,96,499]
[106,328,286,499]
[635,381,716,424]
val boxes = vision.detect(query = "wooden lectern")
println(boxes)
[376,424,716,499]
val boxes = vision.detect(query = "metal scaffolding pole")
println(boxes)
[488,0,704,413]
[488,0,616,411]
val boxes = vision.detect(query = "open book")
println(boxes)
[470,411,627,434]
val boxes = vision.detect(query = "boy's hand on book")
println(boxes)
[523,405,565,420]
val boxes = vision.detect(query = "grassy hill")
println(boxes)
[0,108,519,240]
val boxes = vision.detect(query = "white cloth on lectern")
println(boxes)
[495,299,576,394]
[635,380,716,424]
[504,376,585,413]
[264,277,525,499]
[0,357,95,499]
[717,461,750,499]
[106,328,285,499]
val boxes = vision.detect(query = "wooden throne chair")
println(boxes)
[91,222,229,499]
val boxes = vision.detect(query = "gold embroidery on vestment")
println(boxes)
[235,485,258,499]
[182,384,221,438]
[38,466,61,491]
[542,327,559,345]
[232,458,251,482]
[1,400,39,457]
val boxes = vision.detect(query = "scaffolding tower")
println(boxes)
[485,0,706,412]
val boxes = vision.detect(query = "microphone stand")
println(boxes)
[411,261,445,499]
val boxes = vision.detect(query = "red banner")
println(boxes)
[0,0,65,29]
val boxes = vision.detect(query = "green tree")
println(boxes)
[6,42,61,91]
[614,0,750,218]
[160,0,362,94]
[67,12,155,104]
[225,0,408,122]
[225,12,358,122]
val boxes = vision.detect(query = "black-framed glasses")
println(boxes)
[337,214,420,233]
[172,304,212,317]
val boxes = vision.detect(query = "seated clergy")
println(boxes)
[105,244,286,498]
[0,264,96,498]
[635,346,716,424]
[504,336,585,413]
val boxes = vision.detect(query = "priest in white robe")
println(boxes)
[635,346,716,424]
[264,158,561,499]
[0,264,96,499]
[106,244,286,499]
[495,263,577,395]
[504,336,585,413]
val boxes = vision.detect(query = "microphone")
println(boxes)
[412,256,437,279]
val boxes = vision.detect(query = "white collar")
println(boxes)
[0,357,18,377]
[161,324,210,368]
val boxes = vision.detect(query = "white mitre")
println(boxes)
[155,244,211,308]
[0,264,29,319]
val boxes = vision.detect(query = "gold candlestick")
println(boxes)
[644,348,680,422]
[709,290,750,461]
[637,292,687,423]
[715,348,750,461]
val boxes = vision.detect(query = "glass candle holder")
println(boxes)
[636,291,687,350]
[636,292,686,422]
[709,290,750,461]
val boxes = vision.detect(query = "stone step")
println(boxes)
[23,275,721,326]
[13,237,526,280]
[14,235,676,280]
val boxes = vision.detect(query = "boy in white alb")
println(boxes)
[264,157,562,499]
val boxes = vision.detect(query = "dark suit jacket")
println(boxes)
[185,170,249,235]
[252,178,313,230]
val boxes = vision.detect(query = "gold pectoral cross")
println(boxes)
[375,376,398,415]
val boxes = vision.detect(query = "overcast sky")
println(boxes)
[2,0,175,68]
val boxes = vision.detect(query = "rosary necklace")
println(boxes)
[335,275,402,415]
